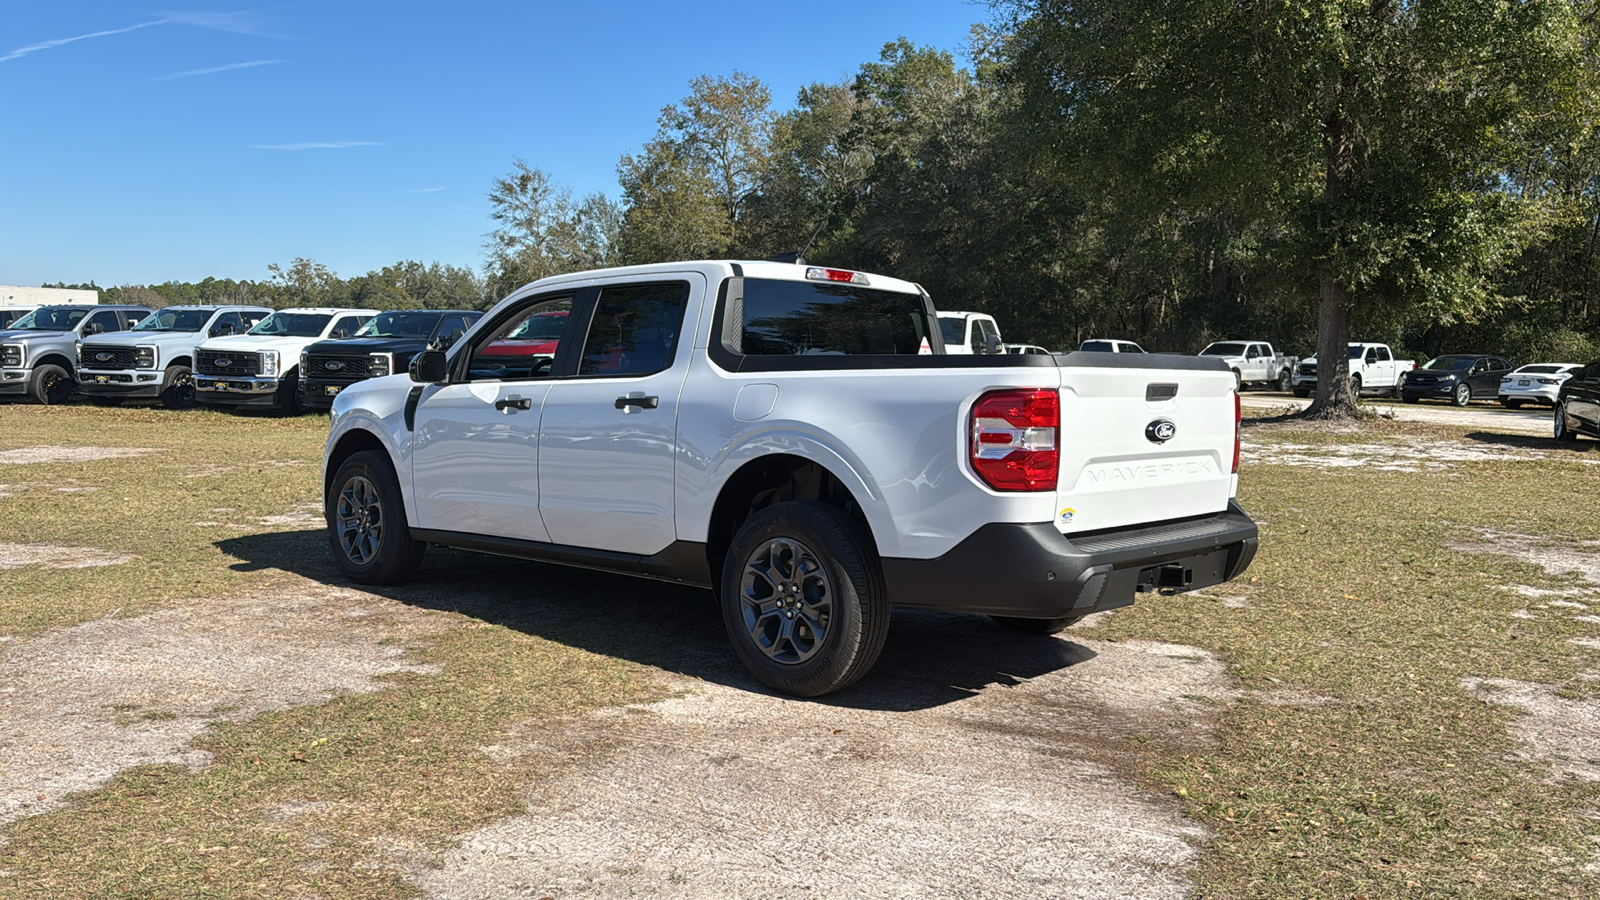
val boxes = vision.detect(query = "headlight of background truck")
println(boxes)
[368,353,391,377]
[2,344,24,367]
[135,346,157,369]
[260,350,279,378]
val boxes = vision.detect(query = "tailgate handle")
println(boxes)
[1146,383,1179,402]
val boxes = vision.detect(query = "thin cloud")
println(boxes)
[151,59,282,81]
[3,12,284,65]
[407,186,449,193]
[0,19,164,63]
[251,141,385,151]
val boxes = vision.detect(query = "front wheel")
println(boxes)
[720,501,889,697]
[1555,403,1578,442]
[325,450,425,584]
[27,364,74,405]
[1453,383,1471,407]
[1349,375,1362,397]
[277,371,307,416]
[159,365,196,409]
[990,614,1085,635]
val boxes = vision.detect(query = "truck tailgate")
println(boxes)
[1053,352,1236,534]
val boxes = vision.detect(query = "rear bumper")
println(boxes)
[882,501,1259,618]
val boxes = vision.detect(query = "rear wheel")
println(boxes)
[720,501,889,697]
[27,364,74,405]
[1453,383,1471,407]
[1555,402,1579,442]
[1231,369,1242,391]
[1349,375,1362,397]
[990,614,1085,635]
[159,365,196,409]
[326,450,425,584]
[1276,369,1291,392]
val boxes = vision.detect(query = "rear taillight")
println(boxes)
[1232,389,1241,474]
[969,389,1059,491]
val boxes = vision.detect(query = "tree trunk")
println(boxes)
[1305,67,1360,419]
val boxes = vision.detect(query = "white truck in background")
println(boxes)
[1292,342,1414,398]
[1199,341,1298,391]
[937,311,1005,354]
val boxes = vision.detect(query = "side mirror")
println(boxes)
[984,332,1003,355]
[411,349,449,383]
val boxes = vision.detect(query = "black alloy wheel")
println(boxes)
[28,364,73,405]
[1555,402,1578,442]
[720,501,889,697]
[160,365,196,409]
[326,450,425,584]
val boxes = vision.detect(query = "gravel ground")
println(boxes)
[410,621,1234,900]
[1240,394,1552,435]
[0,585,449,827]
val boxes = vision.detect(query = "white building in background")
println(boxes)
[1,285,99,306]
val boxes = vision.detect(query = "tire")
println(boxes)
[159,365,196,410]
[87,396,123,407]
[1292,387,1309,399]
[720,501,889,697]
[1403,393,1419,404]
[1349,375,1362,397]
[1392,381,1404,399]
[325,450,426,584]
[1231,369,1242,391]
[276,372,307,416]
[990,614,1085,635]
[1452,383,1471,407]
[26,364,74,405]
[1503,398,1523,410]
[1276,369,1291,392]
[1555,402,1578,442]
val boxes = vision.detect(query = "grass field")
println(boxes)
[1,403,1597,897]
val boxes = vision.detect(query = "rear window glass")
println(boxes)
[736,279,929,355]
[1080,340,1114,352]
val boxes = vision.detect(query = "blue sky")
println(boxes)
[0,2,991,288]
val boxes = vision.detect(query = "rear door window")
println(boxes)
[576,282,688,377]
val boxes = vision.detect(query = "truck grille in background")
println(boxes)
[1297,363,1317,377]
[195,349,262,376]
[305,353,373,384]
[80,344,138,368]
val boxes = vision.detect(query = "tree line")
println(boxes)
[44,3,1600,416]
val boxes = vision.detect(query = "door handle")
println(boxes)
[615,394,659,410]
[495,396,532,412]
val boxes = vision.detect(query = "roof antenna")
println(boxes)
[769,218,827,266]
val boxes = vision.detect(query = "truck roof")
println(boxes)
[510,260,925,298]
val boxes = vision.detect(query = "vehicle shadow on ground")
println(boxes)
[217,529,1096,712]
[1461,430,1593,452]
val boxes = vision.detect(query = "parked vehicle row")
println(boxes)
[1200,341,1298,391]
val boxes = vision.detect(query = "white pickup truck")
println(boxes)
[322,261,1258,696]
[1199,341,1298,391]
[1292,342,1415,398]
[193,307,377,413]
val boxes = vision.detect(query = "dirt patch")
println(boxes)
[409,639,1231,900]
[0,543,135,570]
[1572,638,1600,651]
[1461,677,1600,782]
[0,586,450,827]
[0,447,160,465]
[1242,438,1552,472]
[257,503,323,528]
[1447,532,1600,587]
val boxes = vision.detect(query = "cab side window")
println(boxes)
[577,282,688,377]
[210,312,242,336]
[466,296,574,382]
[330,315,369,338]
[1376,346,1392,362]
[82,310,121,335]
[241,310,268,330]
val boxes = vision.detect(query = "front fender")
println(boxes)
[325,380,416,519]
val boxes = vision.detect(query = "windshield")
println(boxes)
[133,309,211,332]
[249,312,334,337]
[1421,356,1475,371]
[9,306,89,331]
[356,312,442,339]
[1202,342,1248,356]
[1080,340,1114,352]
[504,313,568,340]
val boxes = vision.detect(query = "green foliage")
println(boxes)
[484,159,619,301]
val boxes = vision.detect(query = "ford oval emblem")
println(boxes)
[215,358,230,367]
[95,352,111,361]
[1146,419,1177,443]
[326,360,344,371]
